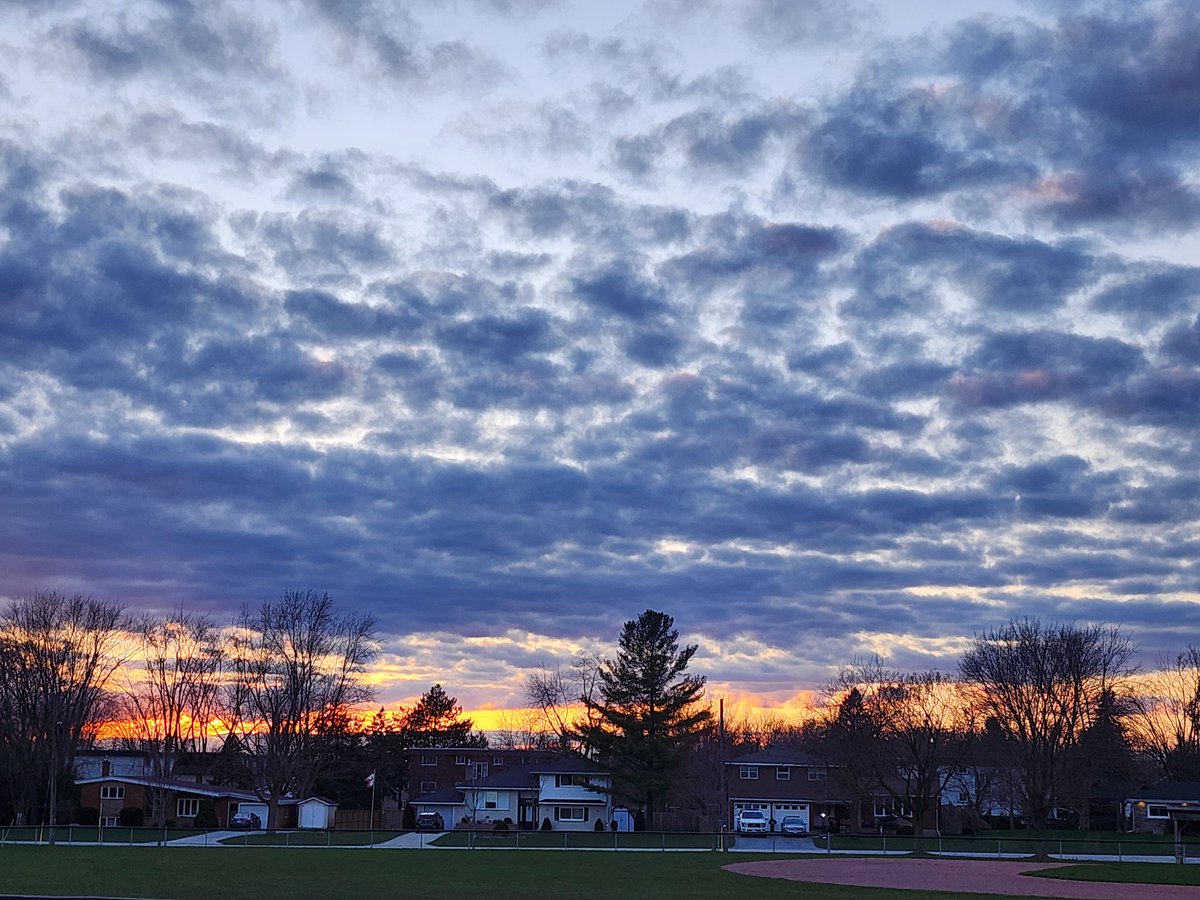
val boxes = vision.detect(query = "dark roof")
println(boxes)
[461,763,538,790]
[413,786,465,804]
[727,748,826,767]
[1130,781,1200,802]
[530,756,609,775]
[75,775,258,801]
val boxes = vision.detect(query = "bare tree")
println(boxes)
[0,591,127,825]
[958,619,1136,830]
[115,609,224,824]
[522,651,602,752]
[831,660,972,835]
[221,590,376,828]
[1128,646,1200,781]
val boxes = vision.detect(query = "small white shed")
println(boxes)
[297,797,338,829]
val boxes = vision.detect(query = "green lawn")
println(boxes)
[0,846,1057,900]
[431,829,720,850]
[219,829,406,846]
[1034,862,1200,886]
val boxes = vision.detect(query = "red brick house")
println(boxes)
[408,747,556,799]
[726,748,936,834]
[76,774,263,828]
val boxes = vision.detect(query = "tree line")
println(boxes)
[522,615,1200,833]
[0,589,483,828]
[5,588,1200,834]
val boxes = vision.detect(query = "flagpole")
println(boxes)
[369,771,377,847]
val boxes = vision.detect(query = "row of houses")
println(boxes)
[723,746,1200,837]
[71,745,1200,835]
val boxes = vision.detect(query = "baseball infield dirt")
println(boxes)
[724,857,1200,898]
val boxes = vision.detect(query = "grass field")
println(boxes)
[1034,862,1200,886]
[2,846,1199,900]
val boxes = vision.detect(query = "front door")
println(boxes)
[518,797,536,830]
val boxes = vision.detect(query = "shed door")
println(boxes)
[299,803,326,829]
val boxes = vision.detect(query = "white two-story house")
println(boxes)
[414,755,612,832]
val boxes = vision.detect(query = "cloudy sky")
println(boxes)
[3,0,1200,715]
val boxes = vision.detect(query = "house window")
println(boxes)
[471,762,489,780]
[482,791,508,811]
[420,754,436,766]
[494,755,504,765]
[177,798,200,818]
[456,755,468,765]
[739,766,759,780]
[100,817,118,827]
[555,774,589,788]
[419,781,437,794]
[808,766,827,782]
[1147,805,1171,819]
[874,799,913,817]
[555,806,587,822]
[776,767,791,781]
[100,785,125,800]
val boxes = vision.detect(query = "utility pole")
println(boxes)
[48,720,64,845]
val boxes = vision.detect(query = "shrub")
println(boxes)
[540,817,553,832]
[118,807,145,827]
[594,818,605,831]
[403,804,416,829]
[634,810,646,832]
[193,800,219,829]
[76,806,100,826]
[493,819,509,831]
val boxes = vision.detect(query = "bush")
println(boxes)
[402,804,416,829]
[540,817,553,832]
[75,806,100,826]
[634,810,646,832]
[594,818,605,831]
[193,800,219,829]
[118,807,145,827]
[493,819,509,831]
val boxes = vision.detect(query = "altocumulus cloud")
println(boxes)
[2,0,1200,709]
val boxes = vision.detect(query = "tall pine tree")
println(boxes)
[578,610,711,822]
[404,684,486,747]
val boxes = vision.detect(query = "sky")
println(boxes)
[3,0,1200,718]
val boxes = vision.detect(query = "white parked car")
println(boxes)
[735,809,769,833]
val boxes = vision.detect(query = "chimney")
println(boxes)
[101,758,111,777]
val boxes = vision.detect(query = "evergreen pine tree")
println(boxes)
[578,610,711,822]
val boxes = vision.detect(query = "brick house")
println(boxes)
[1126,782,1200,834]
[726,747,944,834]
[413,755,612,831]
[407,746,556,799]
[726,748,856,833]
[76,774,262,828]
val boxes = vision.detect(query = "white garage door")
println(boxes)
[236,802,269,826]
[772,803,809,831]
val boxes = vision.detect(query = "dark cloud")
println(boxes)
[849,223,1092,318]
[570,261,670,321]
[305,0,511,90]
[1092,264,1200,323]
[740,0,874,48]
[952,330,1144,408]
[60,1,291,118]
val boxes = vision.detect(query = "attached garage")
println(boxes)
[234,801,269,827]
[772,803,809,831]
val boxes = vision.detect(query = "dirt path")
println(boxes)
[724,857,1200,898]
